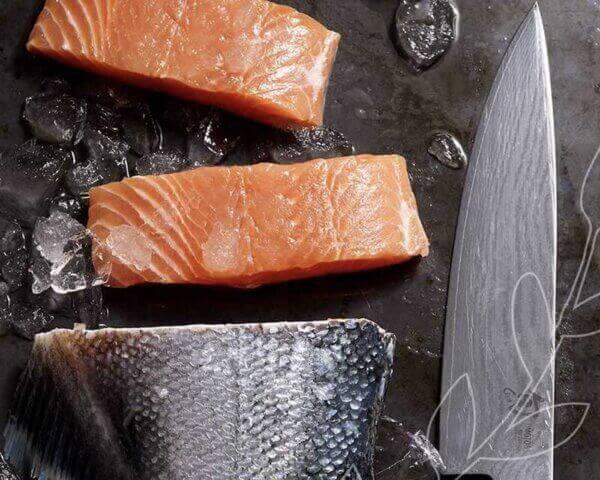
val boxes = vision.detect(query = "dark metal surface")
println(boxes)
[0,1,598,479]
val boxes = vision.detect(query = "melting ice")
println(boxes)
[393,0,458,71]
[428,131,467,169]
[30,210,103,295]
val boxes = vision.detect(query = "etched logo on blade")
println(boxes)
[503,387,546,418]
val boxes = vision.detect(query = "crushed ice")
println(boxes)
[23,92,87,145]
[428,131,467,169]
[258,126,355,164]
[0,140,71,226]
[0,217,28,291]
[136,151,189,176]
[30,210,104,295]
[0,76,357,338]
[122,103,162,155]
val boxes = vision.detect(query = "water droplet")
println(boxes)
[427,131,467,169]
[355,108,367,119]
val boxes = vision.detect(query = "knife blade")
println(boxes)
[439,4,556,480]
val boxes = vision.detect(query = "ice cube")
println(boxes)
[65,160,120,196]
[86,103,123,139]
[0,140,71,226]
[28,285,106,329]
[0,282,11,336]
[158,98,212,133]
[427,131,467,169]
[83,128,130,176]
[65,133,126,197]
[28,287,73,316]
[393,0,458,71]
[122,104,162,155]
[76,77,142,110]
[9,304,53,340]
[0,217,28,292]
[2,251,29,293]
[30,210,102,295]
[266,126,354,164]
[49,191,87,222]
[135,151,189,176]
[203,111,241,158]
[23,92,87,145]
[40,77,71,95]
[73,286,107,329]
[187,129,223,167]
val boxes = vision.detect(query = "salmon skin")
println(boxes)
[27,0,340,128]
[88,155,430,288]
[0,453,18,480]
[4,319,395,480]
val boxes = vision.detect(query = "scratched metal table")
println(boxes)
[0,0,598,478]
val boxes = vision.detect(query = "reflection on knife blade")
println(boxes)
[437,3,557,479]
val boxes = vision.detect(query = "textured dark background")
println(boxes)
[0,0,598,478]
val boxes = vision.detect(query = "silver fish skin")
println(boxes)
[4,319,395,480]
[0,453,19,480]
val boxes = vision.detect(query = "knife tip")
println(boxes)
[529,2,542,20]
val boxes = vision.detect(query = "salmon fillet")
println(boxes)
[27,0,340,128]
[88,155,429,288]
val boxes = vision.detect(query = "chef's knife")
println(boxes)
[439,4,556,480]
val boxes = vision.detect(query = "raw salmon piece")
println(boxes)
[88,155,430,288]
[27,0,340,128]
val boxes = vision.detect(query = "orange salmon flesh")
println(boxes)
[27,0,340,128]
[88,155,429,288]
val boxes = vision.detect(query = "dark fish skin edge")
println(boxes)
[0,452,20,480]
[3,319,395,480]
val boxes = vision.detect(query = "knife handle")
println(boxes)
[441,476,493,479]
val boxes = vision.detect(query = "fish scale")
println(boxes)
[4,319,394,480]
[0,453,18,480]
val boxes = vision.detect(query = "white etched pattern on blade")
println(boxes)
[439,4,556,480]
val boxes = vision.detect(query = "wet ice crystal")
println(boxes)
[266,126,354,164]
[428,131,467,169]
[73,287,107,329]
[86,103,122,139]
[0,282,11,336]
[135,151,189,176]
[0,140,70,226]
[202,111,241,158]
[30,210,102,295]
[49,191,86,222]
[65,159,121,196]
[83,128,130,177]
[23,92,87,145]
[187,129,223,167]
[393,0,458,71]
[29,287,74,316]
[0,217,28,292]
[76,77,142,111]
[159,98,212,133]
[9,304,54,340]
[122,104,162,155]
